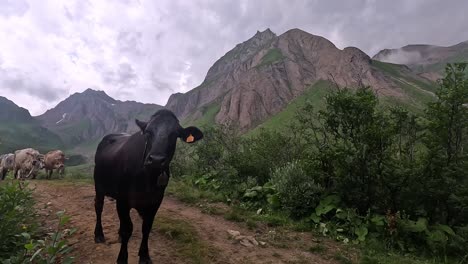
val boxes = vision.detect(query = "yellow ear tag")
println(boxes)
[186,134,195,143]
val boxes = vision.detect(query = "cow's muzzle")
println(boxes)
[144,154,167,168]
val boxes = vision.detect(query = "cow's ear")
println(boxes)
[179,126,203,143]
[135,119,148,132]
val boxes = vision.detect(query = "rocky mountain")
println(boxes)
[373,40,468,81]
[37,89,162,146]
[0,96,35,123]
[167,28,432,131]
[0,96,62,153]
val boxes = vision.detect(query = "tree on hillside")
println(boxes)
[421,63,468,225]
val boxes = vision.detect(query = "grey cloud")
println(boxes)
[102,63,138,87]
[0,67,61,101]
[0,0,29,17]
[117,31,143,56]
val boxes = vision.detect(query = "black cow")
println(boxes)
[93,109,203,264]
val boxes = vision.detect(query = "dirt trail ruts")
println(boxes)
[31,181,339,264]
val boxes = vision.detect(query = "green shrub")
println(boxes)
[5,210,76,264]
[270,161,324,218]
[0,182,36,259]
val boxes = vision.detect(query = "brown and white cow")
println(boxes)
[0,153,15,180]
[14,148,44,179]
[44,150,67,179]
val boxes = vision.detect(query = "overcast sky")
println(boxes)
[0,0,467,115]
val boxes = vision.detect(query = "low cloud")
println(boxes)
[376,50,424,65]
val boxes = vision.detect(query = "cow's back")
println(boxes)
[14,149,33,168]
[1,154,15,169]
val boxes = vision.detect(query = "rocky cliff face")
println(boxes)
[167,28,404,130]
[37,89,162,145]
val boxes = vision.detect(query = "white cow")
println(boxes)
[14,148,44,179]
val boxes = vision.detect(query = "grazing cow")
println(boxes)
[0,154,15,180]
[44,150,67,179]
[94,109,203,264]
[14,148,44,179]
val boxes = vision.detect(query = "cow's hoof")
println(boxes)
[116,260,128,264]
[94,235,106,243]
[138,258,152,264]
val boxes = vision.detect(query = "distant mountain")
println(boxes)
[167,28,435,131]
[37,89,162,147]
[373,40,468,81]
[0,96,62,153]
[1,28,440,157]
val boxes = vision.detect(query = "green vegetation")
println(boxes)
[250,80,330,134]
[154,214,218,264]
[0,182,75,263]
[171,63,468,263]
[182,102,221,128]
[0,122,63,153]
[412,49,468,74]
[257,48,283,67]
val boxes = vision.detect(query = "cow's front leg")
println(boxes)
[138,190,165,264]
[117,200,132,264]
[137,207,158,264]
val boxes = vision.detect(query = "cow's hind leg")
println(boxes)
[117,200,132,264]
[94,191,106,243]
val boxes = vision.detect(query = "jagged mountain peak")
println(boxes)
[37,89,162,146]
[167,28,409,131]
[0,96,33,123]
[204,29,278,82]
[70,88,116,103]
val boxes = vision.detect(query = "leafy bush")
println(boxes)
[5,210,76,264]
[0,182,36,259]
[270,161,324,218]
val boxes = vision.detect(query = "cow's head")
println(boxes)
[136,109,203,169]
[28,152,44,169]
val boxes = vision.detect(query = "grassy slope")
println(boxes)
[249,80,332,135]
[181,102,221,128]
[372,60,436,112]
[249,61,437,135]
[256,48,283,68]
[0,122,63,153]
[411,48,468,74]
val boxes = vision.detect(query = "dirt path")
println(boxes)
[31,181,344,264]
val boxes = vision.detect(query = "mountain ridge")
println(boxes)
[373,39,468,81]
[37,89,163,146]
[166,28,429,130]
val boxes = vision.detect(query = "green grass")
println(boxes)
[249,80,331,135]
[166,178,224,204]
[371,60,437,112]
[154,214,219,264]
[412,50,468,74]
[257,48,283,68]
[182,102,221,128]
[372,60,405,78]
[0,122,63,153]
[63,163,94,179]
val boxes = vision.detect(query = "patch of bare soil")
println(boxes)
[31,181,343,264]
